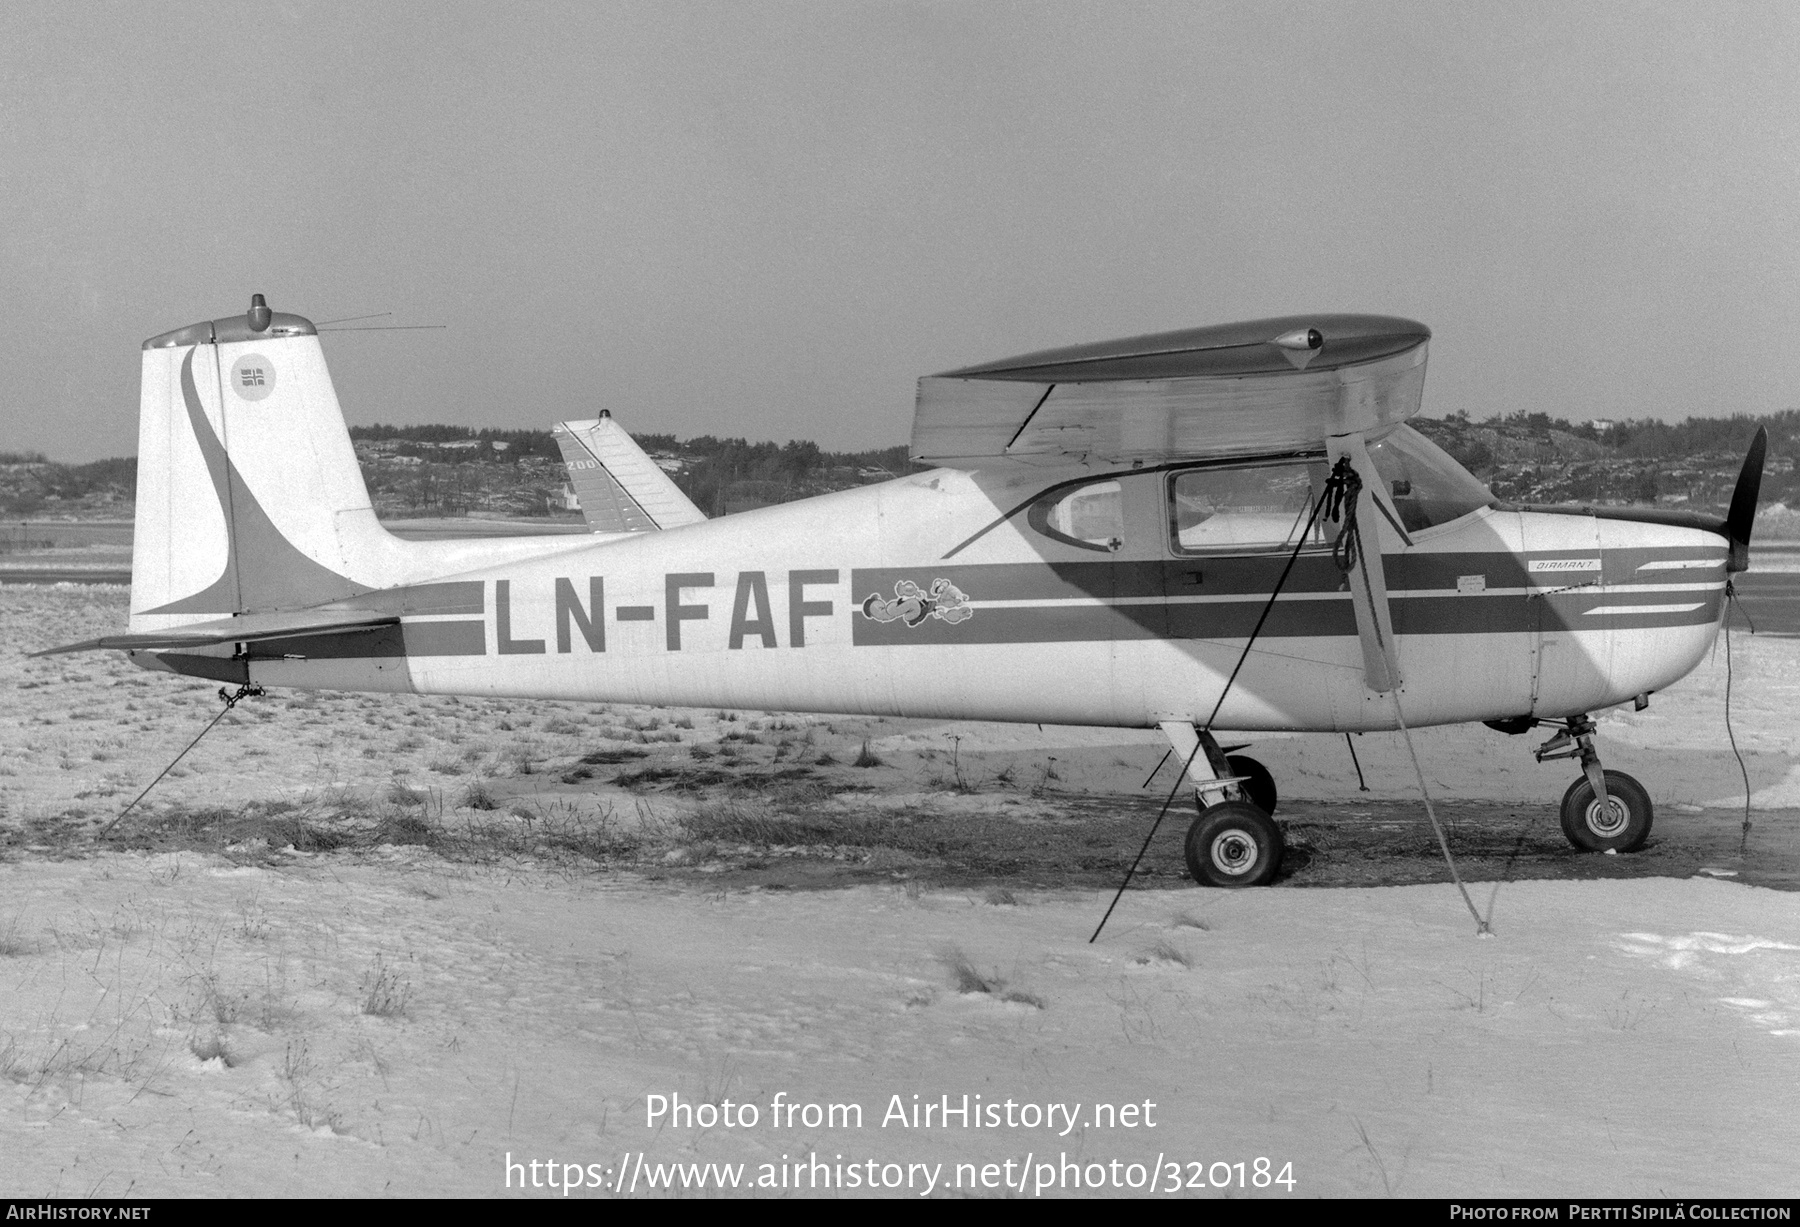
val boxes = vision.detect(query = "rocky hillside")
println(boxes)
[1409,411,1793,513]
[3,410,1793,522]
[348,427,917,518]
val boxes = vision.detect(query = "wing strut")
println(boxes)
[1322,446,1489,934]
[1323,437,1402,693]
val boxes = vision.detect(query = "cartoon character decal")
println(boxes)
[860,578,974,627]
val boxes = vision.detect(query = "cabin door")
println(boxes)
[1160,459,1334,717]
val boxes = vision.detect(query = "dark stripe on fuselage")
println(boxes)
[341,581,485,617]
[181,553,1726,667]
[238,620,486,660]
[1598,547,1728,586]
[404,620,486,656]
[850,590,1724,647]
[849,563,1723,646]
[853,550,1724,605]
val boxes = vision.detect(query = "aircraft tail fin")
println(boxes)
[130,296,403,633]
[553,413,707,532]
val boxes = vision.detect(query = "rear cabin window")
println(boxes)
[1168,461,1327,554]
[1028,479,1124,552]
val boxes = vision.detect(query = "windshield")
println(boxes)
[1365,425,1495,532]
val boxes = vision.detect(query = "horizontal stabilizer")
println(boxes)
[912,315,1431,468]
[35,607,398,656]
[554,415,707,532]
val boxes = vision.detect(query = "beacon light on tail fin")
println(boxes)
[59,300,1766,894]
[554,413,707,533]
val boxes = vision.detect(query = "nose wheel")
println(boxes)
[1559,770,1653,852]
[1533,715,1655,853]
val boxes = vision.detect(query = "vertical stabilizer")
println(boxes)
[553,414,707,533]
[130,298,402,631]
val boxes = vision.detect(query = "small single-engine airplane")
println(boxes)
[46,296,1766,887]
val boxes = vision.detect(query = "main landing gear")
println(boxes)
[1187,802,1282,888]
[1159,722,1283,887]
[1528,714,1654,853]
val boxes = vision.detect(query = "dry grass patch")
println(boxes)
[359,954,413,1018]
[681,799,845,846]
[1137,940,1194,969]
[188,1034,236,1067]
[0,914,35,957]
[935,946,1044,1009]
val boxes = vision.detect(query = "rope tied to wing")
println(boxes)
[1323,455,1363,575]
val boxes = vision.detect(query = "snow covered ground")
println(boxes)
[3,586,1798,1199]
[1,859,1794,1198]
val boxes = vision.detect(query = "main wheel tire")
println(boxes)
[1559,770,1653,853]
[1225,754,1277,816]
[1185,801,1284,887]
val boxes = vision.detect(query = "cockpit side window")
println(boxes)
[1028,479,1124,552]
[1167,459,1328,555]
[1365,425,1496,532]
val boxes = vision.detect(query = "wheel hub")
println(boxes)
[1585,796,1630,838]
[1210,830,1258,876]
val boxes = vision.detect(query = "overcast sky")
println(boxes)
[4,1,1797,462]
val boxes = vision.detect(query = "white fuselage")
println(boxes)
[201,465,1727,733]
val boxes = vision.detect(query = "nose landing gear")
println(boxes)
[1534,715,1654,852]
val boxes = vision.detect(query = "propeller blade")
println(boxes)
[1724,426,1767,572]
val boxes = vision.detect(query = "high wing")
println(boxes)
[553,413,707,532]
[911,314,1430,467]
[911,314,1431,699]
